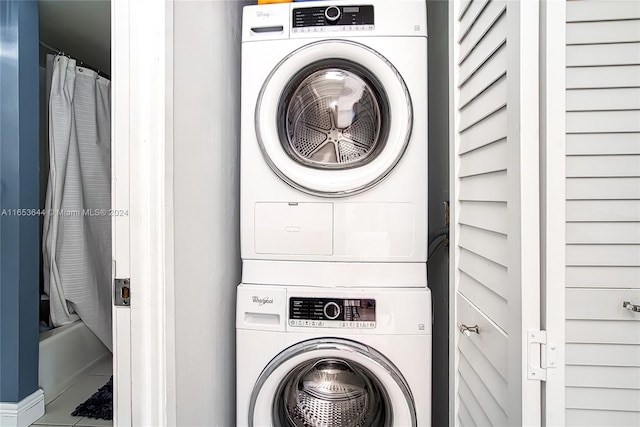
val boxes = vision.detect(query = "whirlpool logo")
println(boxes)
[256,10,272,19]
[252,296,274,306]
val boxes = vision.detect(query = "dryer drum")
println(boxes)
[274,358,390,427]
[279,60,390,170]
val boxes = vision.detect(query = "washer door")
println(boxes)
[248,338,417,427]
[255,40,412,197]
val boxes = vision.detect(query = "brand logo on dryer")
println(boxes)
[255,10,272,19]
[252,296,274,306]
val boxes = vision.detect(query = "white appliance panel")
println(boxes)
[242,3,290,42]
[254,202,333,255]
[240,37,427,264]
[242,1,428,42]
[242,260,427,288]
[237,286,287,332]
[236,284,432,334]
[333,202,414,257]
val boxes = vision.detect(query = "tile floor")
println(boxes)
[31,358,113,427]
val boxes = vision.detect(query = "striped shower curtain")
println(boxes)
[42,54,112,350]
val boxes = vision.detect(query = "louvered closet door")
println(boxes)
[564,1,640,425]
[451,0,542,425]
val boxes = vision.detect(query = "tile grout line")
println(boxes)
[32,367,113,427]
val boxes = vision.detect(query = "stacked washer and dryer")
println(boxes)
[237,1,431,425]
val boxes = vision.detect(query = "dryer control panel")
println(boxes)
[289,297,376,328]
[292,5,374,32]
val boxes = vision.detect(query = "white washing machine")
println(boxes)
[240,1,428,287]
[236,284,432,426]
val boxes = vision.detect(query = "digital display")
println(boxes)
[289,297,376,328]
[292,5,374,29]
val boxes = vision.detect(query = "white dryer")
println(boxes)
[236,284,432,426]
[240,1,428,286]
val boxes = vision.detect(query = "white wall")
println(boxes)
[39,0,111,73]
[173,1,248,425]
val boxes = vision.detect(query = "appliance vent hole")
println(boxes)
[295,126,328,157]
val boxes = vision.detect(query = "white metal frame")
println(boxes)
[540,0,566,424]
[112,1,176,425]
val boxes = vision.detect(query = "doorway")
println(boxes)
[34,1,113,425]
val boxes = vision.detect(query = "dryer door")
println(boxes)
[248,338,417,427]
[255,40,413,197]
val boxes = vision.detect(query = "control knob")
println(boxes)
[323,302,341,320]
[324,6,341,23]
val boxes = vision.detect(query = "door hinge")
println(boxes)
[114,278,130,307]
[527,330,557,381]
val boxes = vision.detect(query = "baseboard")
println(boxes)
[0,389,45,427]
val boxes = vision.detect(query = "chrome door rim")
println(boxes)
[248,337,417,427]
[254,40,413,197]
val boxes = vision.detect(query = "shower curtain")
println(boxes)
[42,54,112,351]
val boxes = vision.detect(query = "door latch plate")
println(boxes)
[114,278,130,307]
[527,330,556,381]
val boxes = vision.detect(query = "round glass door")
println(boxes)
[255,40,412,197]
[248,338,417,427]
[280,61,389,169]
[274,358,390,426]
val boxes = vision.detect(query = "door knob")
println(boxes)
[458,323,479,336]
[622,301,640,313]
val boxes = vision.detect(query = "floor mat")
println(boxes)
[71,376,113,420]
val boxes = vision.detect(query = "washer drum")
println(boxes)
[277,359,389,427]
[280,65,388,169]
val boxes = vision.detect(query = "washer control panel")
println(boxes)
[292,5,374,32]
[289,297,376,328]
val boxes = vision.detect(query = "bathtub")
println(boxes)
[38,321,111,404]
